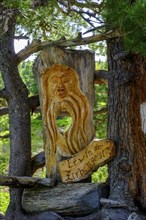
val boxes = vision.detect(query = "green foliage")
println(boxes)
[0,73,4,90]
[57,116,72,132]
[0,187,9,214]
[0,153,9,175]
[89,42,107,59]
[105,0,146,55]
[19,61,38,96]
[94,84,108,139]
[0,115,10,214]
[31,113,43,155]
[14,0,86,40]
[92,165,108,183]
[2,0,88,41]
[94,61,108,139]
[0,115,10,160]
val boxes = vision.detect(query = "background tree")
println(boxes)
[0,0,146,219]
[106,0,146,214]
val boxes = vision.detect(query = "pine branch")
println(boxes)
[57,0,104,11]
[14,35,29,40]
[17,30,122,64]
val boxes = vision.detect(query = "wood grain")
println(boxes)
[22,183,100,215]
[59,139,115,183]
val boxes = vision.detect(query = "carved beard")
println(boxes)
[46,89,92,157]
[42,65,93,158]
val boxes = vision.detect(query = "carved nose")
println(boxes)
[57,82,64,90]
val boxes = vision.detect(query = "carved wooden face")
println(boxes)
[47,66,78,99]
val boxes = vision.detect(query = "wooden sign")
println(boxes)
[59,139,115,183]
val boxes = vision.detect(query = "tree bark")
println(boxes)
[107,38,146,211]
[0,7,31,220]
[22,183,109,216]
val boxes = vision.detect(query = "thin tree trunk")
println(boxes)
[107,38,146,211]
[0,8,31,220]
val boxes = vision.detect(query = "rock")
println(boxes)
[64,211,100,220]
[0,213,4,220]
[100,198,128,208]
[24,211,65,220]
[100,208,131,220]
[127,212,142,220]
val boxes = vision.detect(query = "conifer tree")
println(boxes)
[0,1,146,219]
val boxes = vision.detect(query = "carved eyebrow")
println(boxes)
[51,76,58,78]
[61,73,68,77]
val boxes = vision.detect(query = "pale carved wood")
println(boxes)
[59,139,115,183]
[40,64,94,180]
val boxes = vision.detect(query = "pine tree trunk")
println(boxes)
[0,8,31,220]
[107,38,146,211]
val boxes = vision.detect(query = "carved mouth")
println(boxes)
[56,89,66,98]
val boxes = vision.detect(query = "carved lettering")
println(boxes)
[67,159,74,169]
[59,139,115,183]
[65,171,74,182]
[78,154,86,163]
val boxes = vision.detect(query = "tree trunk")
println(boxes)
[33,47,95,182]
[0,8,31,220]
[107,38,146,211]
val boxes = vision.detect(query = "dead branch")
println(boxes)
[94,107,108,116]
[0,107,8,116]
[0,175,53,188]
[94,70,109,84]
[28,95,40,111]
[14,35,29,40]
[0,134,10,138]
[17,30,122,64]
[31,151,45,175]
[0,95,40,116]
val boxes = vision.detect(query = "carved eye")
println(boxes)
[62,77,69,84]
[50,77,59,84]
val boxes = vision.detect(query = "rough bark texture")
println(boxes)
[0,6,31,220]
[107,38,146,212]
[22,183,109,216]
